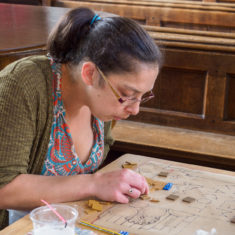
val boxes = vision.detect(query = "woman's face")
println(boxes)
[88,62,159,122]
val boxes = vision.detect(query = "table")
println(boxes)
[1,154,235,234]
[0,3,69,70]
[0,3,117,71]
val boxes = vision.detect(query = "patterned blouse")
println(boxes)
[41,56,104,176]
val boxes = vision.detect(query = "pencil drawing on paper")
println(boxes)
[95,161,235,235]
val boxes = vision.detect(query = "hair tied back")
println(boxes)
[90,14,101,26]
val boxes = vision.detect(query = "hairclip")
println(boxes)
[90,14,101,26]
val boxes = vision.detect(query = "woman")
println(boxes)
[0,7,162,229]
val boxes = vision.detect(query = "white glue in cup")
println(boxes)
[30,204,78,235]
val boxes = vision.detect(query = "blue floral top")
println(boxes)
[41,56,104,176]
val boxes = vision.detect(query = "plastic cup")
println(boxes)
[30,204,78,235]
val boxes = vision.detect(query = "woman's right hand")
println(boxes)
[90,169,149,203]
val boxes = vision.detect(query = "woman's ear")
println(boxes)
[80,62,97,86]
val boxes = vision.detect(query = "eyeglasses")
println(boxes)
[96,66,155,105]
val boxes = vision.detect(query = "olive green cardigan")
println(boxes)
[0,56,114,230]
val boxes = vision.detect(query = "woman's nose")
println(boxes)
[125,102,140,116]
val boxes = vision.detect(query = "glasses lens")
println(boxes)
[140,96,154,104]
[120,91,155,105]
[140,91,155,104]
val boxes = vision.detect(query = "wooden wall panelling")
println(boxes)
[148,67,207,115]
[204,70,227,121]
[130,50,235,135]
[225,74,235,120]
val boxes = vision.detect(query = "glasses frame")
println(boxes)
[96,66,155,105]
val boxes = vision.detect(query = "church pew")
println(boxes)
[52,0,235,32]
[132,25,235,136]
[123,0,235,5]
[1,4,235,169]
[111,120,235,171]
[1,4,235,138]
[77,0,235,8]
[109,25,235,169]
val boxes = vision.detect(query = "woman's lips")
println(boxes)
[113,115,129,120]
[113,116,122,121]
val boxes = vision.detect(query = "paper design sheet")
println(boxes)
[94,159,235,235]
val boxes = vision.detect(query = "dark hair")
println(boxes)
[47,7,162,74]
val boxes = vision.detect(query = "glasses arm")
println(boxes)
[96,67,124,103]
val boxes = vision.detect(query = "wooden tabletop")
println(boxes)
[0,3,116,53]
[1,154,234,235]
[0,3,69,70]
[0,3,69,53]
[0,3,118,70]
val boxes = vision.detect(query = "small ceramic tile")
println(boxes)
[230,216,235,223]
[182,196,195,203]
[166,194,179,201]
[158,171,168,177]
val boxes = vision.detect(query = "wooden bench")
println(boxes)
[111,120,235,170]
[120,0,235,5]
[1,3,234,169]
[108,25,235,170]
[52,0,235,32]
[135,0,235,4]
[2,4,234,136]
[128,25,235,135]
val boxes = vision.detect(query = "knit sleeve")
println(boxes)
[0,64,38,188]
[102,121,115,163]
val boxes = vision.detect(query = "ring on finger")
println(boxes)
[129,188,133,194]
